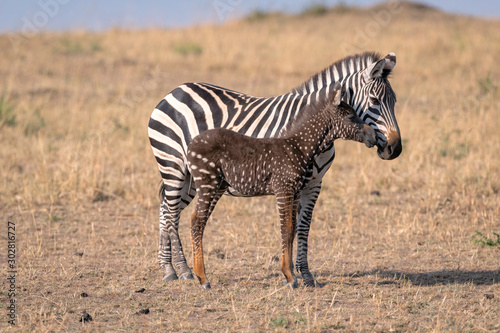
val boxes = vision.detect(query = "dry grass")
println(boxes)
[1,2,500,331]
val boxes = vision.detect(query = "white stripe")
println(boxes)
[269,94,293,137]
[158,165,185,179]
[244,97,279,137]
[228,98,266,132]
[165,92,199,142]
[150,107,188,151]
[317,71,324,91]
[148,127,184,157]
[349,58,355,74]
[151,145,185,170]
[332,65,340,82]
[281,94,306,136]
[326,68,332,87]
[257,94,285,138]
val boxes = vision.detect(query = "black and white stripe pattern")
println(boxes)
[148,51,401,283]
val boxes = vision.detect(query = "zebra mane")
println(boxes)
[291,51,384,94]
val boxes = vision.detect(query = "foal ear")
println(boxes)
[331,81,342,106]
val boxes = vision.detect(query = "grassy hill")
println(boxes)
[1,2,499,331]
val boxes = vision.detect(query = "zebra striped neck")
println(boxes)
[291,51,383,96]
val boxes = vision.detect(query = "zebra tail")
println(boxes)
[158,182,167,201]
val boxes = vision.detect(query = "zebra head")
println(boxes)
[347,52,401,160]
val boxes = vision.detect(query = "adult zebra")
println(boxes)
[148,51,402,287]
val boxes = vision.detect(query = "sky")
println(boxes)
[0,0,499,33]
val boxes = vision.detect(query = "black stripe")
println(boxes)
[313,147,335,173]
[231,98,264,128]
[264,95,289,138]
[159,172,184,182]
[277,95,299,131]
[155,156,184,172]
[249,97,281,137]
[171,87,208,134]
[153,95,192,145]
[149,137,183,161]
[312,77,318,92]
[185,83,223,128]
[238,98,273,133]
[148,118,182,148]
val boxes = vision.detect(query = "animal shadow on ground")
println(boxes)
[335,269,500,286]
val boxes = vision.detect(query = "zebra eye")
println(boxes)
[370,97,380,105]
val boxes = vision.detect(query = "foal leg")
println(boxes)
[191,183,227,289]
[276,191,298,289]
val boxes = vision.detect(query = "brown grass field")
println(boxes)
[1,2,500,331]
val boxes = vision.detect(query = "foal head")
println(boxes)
[328,83,377,148]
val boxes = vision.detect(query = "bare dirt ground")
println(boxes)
[1,2,500,331]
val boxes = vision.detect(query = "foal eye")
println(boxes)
[370,97,380,105]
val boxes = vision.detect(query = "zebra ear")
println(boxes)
[384,52,396,71]
[364,58,386,80]
[365,52,397,80]
[332,81,342,106]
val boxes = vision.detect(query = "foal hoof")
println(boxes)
[178,272,194,280]
[163,273,178,282]
[201,283,211,290]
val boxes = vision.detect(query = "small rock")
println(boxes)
[80,292,88,297]
[135,288,146,293]
[79,311,92,323]
[370,190,381,196]
[216,253,225,259]
[137,308,150,315]
[485,293,494,300]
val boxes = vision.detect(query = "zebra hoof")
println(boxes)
[178,272,194,280]
[303,279,315,288]
[163,273,178,282]
[283,280,298,289]
[201,283,211,290]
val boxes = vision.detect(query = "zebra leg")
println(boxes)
[158,175,196,282]
[170,178,196,280]
[159,201,177,281]
[159,198,195,281]
[277,191,298,289]
[296,181,322,287]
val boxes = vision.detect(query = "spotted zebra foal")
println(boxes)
[186,83,376,289]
